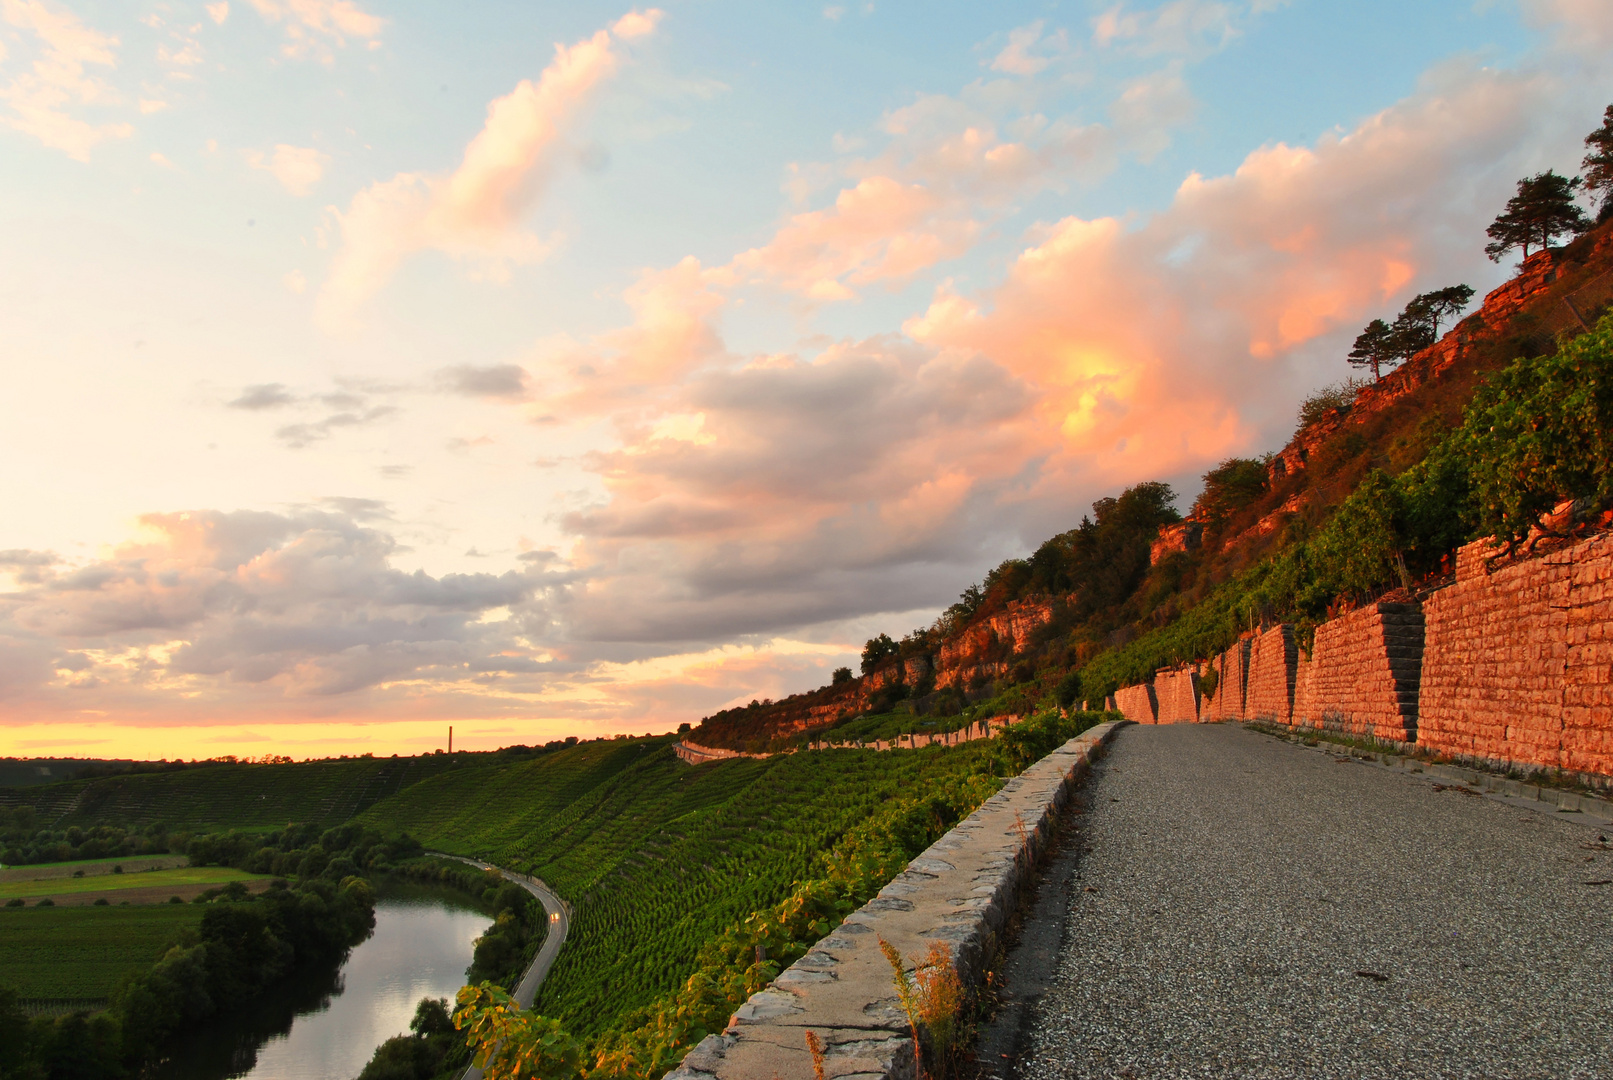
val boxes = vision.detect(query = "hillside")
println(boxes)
[352,734,1001,1039]
[691,217,1613,753]
[0,752,479,835]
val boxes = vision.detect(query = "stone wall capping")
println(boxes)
[662,721,1129,1080]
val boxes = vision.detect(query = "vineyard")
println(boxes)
[0,754,473,833]
[356,734,1004,1039]
[0,905,204,1004]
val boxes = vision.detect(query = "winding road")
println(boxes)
[429,854,572,1079]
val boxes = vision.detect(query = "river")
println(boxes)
[148,885,489,1080]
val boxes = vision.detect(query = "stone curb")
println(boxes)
[1251,726,1613,824]
[663,720,1129,1080]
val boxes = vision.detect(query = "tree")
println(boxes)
[1347,318,1396,380]
[860,633,897,675]
[1385,285,1473,363]
[1484,170,1591,262]
[831,666,853,685]
[1583,103,1613,221]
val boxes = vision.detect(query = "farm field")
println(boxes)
[0,904,203,1003]
[357,734,1002,1038]
[0,866,269,902]
[0,753,475,832]
[0,855,187,880]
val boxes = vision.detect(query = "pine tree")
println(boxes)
[1583,104,1613,222]
[1389,284,1475,360]
[1485,170,1591,262]
[1347,318,1396,381]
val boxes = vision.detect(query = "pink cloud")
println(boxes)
[319,12,660,324]
[0,0,132,160]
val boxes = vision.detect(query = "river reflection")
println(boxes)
[148,885,489,1080]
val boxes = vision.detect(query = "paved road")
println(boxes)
[1011,724,1613,1079]
[430,854,571,1080]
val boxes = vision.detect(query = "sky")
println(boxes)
[1,0,1610,761]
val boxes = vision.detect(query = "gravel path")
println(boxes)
[1017,723,1613,1080]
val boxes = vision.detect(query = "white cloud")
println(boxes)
[247,0,384,61]
[823,5,845,21]
[319,13,660,323]
[990,20,1067,76]
[245,143,329,196]
[0,0,133,160]
[284,269,307,293]
[206,1,230,25]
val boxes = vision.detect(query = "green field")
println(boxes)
[356,734,1000,1038]
[0,754,470,832]
[0,866,266,899]
[0,905,203,1001]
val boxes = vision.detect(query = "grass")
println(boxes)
[0,855,184,877]
[0,904,203,1001]
[0,754,470,832]
[356,735,1001,1040]
[0,866,267,899]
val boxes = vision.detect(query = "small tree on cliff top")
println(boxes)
[1583,103,1613,221]
[1485,170,1590,262]
[1347,318,1396,380]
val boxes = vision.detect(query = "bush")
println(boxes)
[1298,377,1369,427]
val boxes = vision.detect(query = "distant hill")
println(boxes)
[690,219,1613,753]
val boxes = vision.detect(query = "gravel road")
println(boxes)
[1013,723,1613,1079]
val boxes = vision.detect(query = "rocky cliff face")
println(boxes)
[1268,245,1603,488]
[692,597,1060,748]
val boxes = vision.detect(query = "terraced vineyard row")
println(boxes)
[0,755,470,832]
[357,735,1000,1037]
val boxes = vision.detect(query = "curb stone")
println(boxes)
[662,721,1129,1080]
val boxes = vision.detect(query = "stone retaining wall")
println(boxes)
[1203,638,1250,721]
[1294,602,1424,740]
[1245,624,1297,725]
[1154,667,1200,723]
[674,741,771,765]
[1420,533,1613,779]
[1113,683,1157,724]
[665,721,1128,1080]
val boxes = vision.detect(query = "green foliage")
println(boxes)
[356,997,466,1080]
[1347,318,1397,380]
[515,757,1001,1078]
[1448,313,1613,547]
[1053,670,1083,710]
[1585,103,1613,217]
[1298,377,1369,426]
[993,710,1110,773]
[1190,459,1268,525]
[1306,470,1407,602]
[456,984,586,1080]
[860,633,898,674]
[1198,667,1219,701]
[1485,170,1591,261]
[0,905,204,1002]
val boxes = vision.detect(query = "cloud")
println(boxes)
[1092,0,1253,58]
[275,404,396,447]
[228,383,298,410]
[247,0,384,61]
[521,45,1603,660]
[206,2,230,25]
[0,509,546,700]
[731,176,980,300]
[318,12,660,324]
[823,6,845,21]
[990,20,1067,76]
[0,0,133,160]
[245,143,328,195]
[439,363,529,398]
